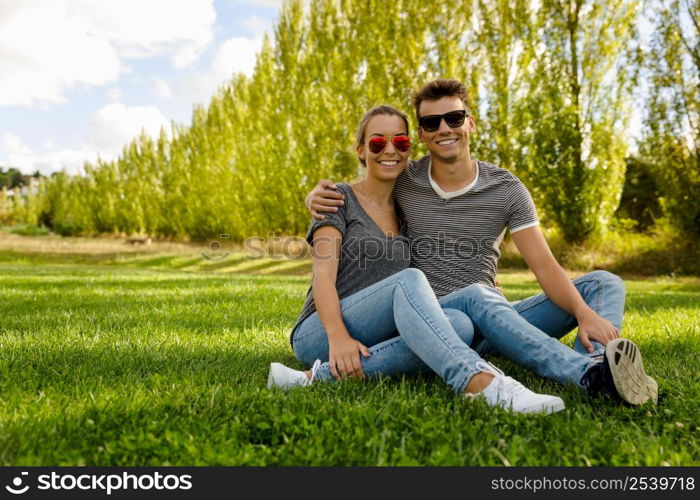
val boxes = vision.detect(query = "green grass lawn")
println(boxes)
[0,238,698,465]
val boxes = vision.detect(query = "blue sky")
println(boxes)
[0,0,283,175]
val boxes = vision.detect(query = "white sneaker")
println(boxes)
[468,361,565,414]
[267,360,321,390]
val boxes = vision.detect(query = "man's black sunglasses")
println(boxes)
[418,109,469,132]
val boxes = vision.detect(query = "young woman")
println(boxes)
[267,105,564,414]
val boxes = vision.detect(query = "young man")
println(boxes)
[306,79,657,405]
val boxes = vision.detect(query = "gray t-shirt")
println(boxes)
[292,183,411,342]
[394,156,539,297]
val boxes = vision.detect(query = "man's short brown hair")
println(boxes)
[412,79,471,121]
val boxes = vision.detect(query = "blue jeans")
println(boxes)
[292,268,481,393]
[438,270,626,386]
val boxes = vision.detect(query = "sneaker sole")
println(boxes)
[520,397,566,415]
[605,339,657,405]
[469,393,567,415]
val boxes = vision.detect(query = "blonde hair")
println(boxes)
[353,105,409,166]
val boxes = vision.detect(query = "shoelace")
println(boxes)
[307,359,322,385]
[499,376,528,397]
[474,360,528,405]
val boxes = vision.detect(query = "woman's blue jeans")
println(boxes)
[292,268,481,393]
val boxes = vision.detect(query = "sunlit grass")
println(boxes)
[0,236,698,465]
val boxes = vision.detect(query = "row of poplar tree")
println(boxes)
[8,0,699,243]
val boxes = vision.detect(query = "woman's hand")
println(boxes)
[328,335,370,380]
[576,308,620,352]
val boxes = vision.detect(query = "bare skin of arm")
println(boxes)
[511,226,620,352]
[311,225,370,379]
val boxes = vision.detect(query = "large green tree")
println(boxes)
[472,0,531,175]
[641,0,700,239]
[516,0,638,242]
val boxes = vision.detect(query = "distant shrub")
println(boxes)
[499,223,699,276]
[8,224,51,236]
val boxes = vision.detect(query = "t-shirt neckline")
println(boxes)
[428,159,480,199]
[344,183,405,240]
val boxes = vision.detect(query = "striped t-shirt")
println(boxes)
[394,155,539,297]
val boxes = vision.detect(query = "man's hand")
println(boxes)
[306,179,345,220]
[328,335,370,380]
[576,308,620,352]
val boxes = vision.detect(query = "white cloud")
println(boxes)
[3,133,32,156]
[0,0,216,107]
[2,132,96,175]
[0,1,121,107]
[183,36,263,105]
[89,103,170,155]
[152,78,173,99]
[73,0,216,68]
[1,104,170,175]
[212,37,261,80]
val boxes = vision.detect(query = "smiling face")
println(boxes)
[357,114,410,182]
[417,96,475,164]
